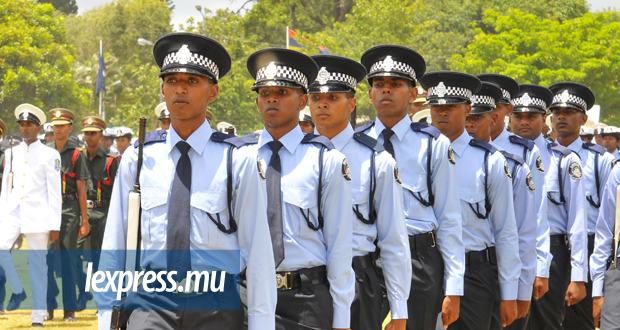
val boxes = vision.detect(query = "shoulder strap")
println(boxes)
[410,122,440,139]
[469,138,498,153]
[353,132,384,152]
[210,131,245,148]
[102,156,116,186]
[301,133,335,150]
[499,150,524,165]
[549,142,573,156]
[134,130,168,148]
[354,121,375,133]
[509,134,534,151]
[583,142,606,155]
[240,133,260,145]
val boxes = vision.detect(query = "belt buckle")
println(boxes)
[86,200,94,209]
[276,273,291,290]
[430,232,436,247]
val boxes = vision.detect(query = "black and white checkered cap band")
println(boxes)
[162,51,219,79]
[315,71,357,89]
[501,88,511,102]
[472,95,496,107]
[427,85,473,99]
[512,96,547,109]
[369,58,416,80]
[256,64,308,87]
[552,92,588,110]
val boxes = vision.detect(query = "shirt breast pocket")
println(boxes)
[282,187,321,239]
[141,187,169,243]
[400,172,430,211]
[458,183,486,224]
[190,190,232,247]
[352,188,372,228]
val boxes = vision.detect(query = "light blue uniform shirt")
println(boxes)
[452,131,520,300]
[611,149,620,161]
[590,164,620,297]
[96,121,277,330]
[253,126,355,329]
[534,134,588,282]
[564,137,615,234]
[319,124,411,319]
[495,128,551,278]
[362,116,465,296]
[492,142,537,301]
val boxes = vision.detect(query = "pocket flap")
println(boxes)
[141,187,168,210]
[282,187,318,209]
[400,172,427,193]
[191,190,227,214]
[352,188,369,205]
[458,184,486,203]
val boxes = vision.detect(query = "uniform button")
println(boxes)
[20,197,23,200]
[25,161,27,164]
[413,186,417,189]
[470,198,473,201]
[22,185,24,188]
[23,174,26,176]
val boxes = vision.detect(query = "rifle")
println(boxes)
[6,136,13,202]
[110,117,146,330]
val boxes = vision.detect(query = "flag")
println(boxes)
[288,28,302,50]
[318,45,330,55]
[96,45,106,94]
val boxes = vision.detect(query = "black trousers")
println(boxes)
[600,263,620,329]
[563,234,595,330]
[529,240,571,330]
[351,254,383,330]
[407,238,444,330]
[448,250,499,330]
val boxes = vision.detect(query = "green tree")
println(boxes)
[39,0,78,14]
[0,0,89,133]
[449,10,620,124]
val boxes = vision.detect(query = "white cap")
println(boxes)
[115,127,134,138]
[216,122,236,135]
[154,102,170,119]
[411,109,431,124]
[15,104,46,125]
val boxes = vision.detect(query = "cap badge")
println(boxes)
[560,90,570,103]
[522,93,532,106]
[382,56,395,72]
[117,129,123,135]
[265,62,277,80]
[177,45,191,65]
[317,67,329,85]
[436,82,447,98]
[21,110,30,120]
[320,86,329,93]
[87,118,93,125]
[55,110,61,118]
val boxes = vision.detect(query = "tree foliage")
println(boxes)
[450,10,620,125]
[39,0,77,15]
[0,0,88,133]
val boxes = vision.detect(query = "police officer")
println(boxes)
[74,116,120,310]
[547,82,613,330]
[409,87,429,118]
[308,54,411,330]
[298,106,314,134]
[42,123,55,144]
[601,126,620,161]
[465,82,538,330]
[509,84,588,330]
[591,123,607,146]
[0,104,62,327]
[480,74,550,327]
[101,128,116,154]
[114,127,133,156]
[96,32,276,330]
[359,46,464,330]
[154,102,171,130]
[590,158,620,328]
[46,108,91,322]
[423,71,521,329]
[245,48,354,330]
[580,127,594,143]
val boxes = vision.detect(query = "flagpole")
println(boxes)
[98,40,104,119]
[286,26,289,49]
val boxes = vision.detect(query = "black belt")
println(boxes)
[352,254,374,271]
[409,231,436,250]
[466,248,491,265]
[87,200,109,209]
[276,265,327,291]
[62,192,79,203]
[488,246,498,265]
[550,234,568,247]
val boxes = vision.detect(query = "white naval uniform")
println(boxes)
[0,139,61,323]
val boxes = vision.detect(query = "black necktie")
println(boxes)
[266,140,285,267]
[167,141,192,281]
[382,128,395,158]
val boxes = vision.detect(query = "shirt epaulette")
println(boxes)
[548,142,573,156]
[410,122,440,139]
[500,150,524,165]
[582,142,606,155]
[469,138,498,153]
[353,132,385,152]
[134,130,167,148]
[509,134,534,151]
[240,133,260,145]
[301,133,335,150]
[354,121,375,133]
[210,131,245,148]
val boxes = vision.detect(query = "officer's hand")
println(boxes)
[385,318,406,330]
[593,296,604,327]
[565,281,586,306]
[516,300,531,319]
[441,295,460,329]
[49,231,60,244]
[79,222,90,238]
[533,277,549,299]
[500,300,518,327]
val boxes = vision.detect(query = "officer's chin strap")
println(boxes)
[468,150,491,219]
